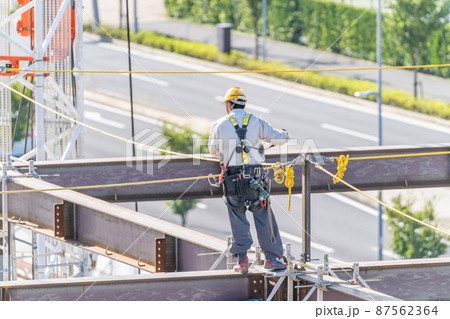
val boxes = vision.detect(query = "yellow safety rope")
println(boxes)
[284,165,295,211]
[333,151,450,182]
[334,155,349,184]
[348,151,450,161]
[0,174,221,195]
[0,81,219,163]
[314,164,450,237]
[273,162,285,184]
[7,63,450,75]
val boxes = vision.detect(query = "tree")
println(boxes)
[386,195,447,259]
[388,0,450,97]
[11,82,32,144]
[161,123,208,226]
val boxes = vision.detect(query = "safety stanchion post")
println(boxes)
[301,157,311,263]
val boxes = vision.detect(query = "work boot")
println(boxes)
[264,257,287,270]
[233,257,249,274]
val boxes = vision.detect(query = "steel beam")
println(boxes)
[0,267,401,301]
[0,270,264,301]
[3,171,227,273]
[13,144,449,202]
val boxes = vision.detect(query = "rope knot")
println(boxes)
[334,155,349,184]
[273,162,285,184]
[285,165,294,211]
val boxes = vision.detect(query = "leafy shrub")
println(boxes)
[164,0,450,79]
[386,195,447,259]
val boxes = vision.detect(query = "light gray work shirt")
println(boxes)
[208,109,289,166]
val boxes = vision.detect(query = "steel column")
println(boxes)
[1,164,9,281]
[301,158,311,262]
[9,223,16,281]
[31,231,38,279]
[34,0,45,161]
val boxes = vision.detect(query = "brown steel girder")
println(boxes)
[13,144,449,202]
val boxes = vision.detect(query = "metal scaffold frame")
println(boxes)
[0,0,84,162]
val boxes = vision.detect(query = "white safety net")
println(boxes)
[0,0,11,163]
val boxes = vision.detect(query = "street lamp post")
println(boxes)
[262,0,267,61]
[376,0,383,262]
[354,0,383,261]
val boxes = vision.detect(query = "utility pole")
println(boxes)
[133,0,138,33]
[376,0,383,261]
[92,0,100,32]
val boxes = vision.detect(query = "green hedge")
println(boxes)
[164,0,450,79]
[88,25,450,120]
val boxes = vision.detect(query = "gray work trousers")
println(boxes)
[224,196,283,259]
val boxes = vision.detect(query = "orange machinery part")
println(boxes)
[0,56,49,77]
[16,0,34,42]
[16,0,76,53]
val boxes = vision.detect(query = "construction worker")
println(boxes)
[208,87,289,274]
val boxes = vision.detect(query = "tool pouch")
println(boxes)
[222,174,243,197]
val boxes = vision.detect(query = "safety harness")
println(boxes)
[227,113,252,165]
[222,113,275,243]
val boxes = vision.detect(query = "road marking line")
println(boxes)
[321,123,377,142]
[117,72,169,87]
[326,193,387,220]
[279,231,335,253]
[85,111,126,129]
[85,100,163,126]
[196,202,208,210]
[96,42,450,135]
[214,96,271,113]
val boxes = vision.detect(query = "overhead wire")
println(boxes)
[6,63,450,75]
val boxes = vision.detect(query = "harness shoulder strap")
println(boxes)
[242,114,252,128]
[227,114,239,129]
[226,113,253,165]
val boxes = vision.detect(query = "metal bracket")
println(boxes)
[155,238,166,273]
[351,263,371,289]
[323,254,338,278]
[26,161,41,179]
[248,274,265,300]
[54,203,74,239]
[225,236,236,269]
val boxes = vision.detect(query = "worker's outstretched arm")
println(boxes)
[258,118,289,145]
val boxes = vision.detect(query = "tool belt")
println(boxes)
[222,165,270,207]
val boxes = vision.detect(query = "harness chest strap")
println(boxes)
[227,113,252,165]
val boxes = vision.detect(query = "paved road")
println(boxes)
[84,0,450,103]
[82,38,450,263]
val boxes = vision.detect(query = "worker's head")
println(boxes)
[223,87,247,113]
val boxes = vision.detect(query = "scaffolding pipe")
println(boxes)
[301,158,311,262]
[1,164,9,281]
